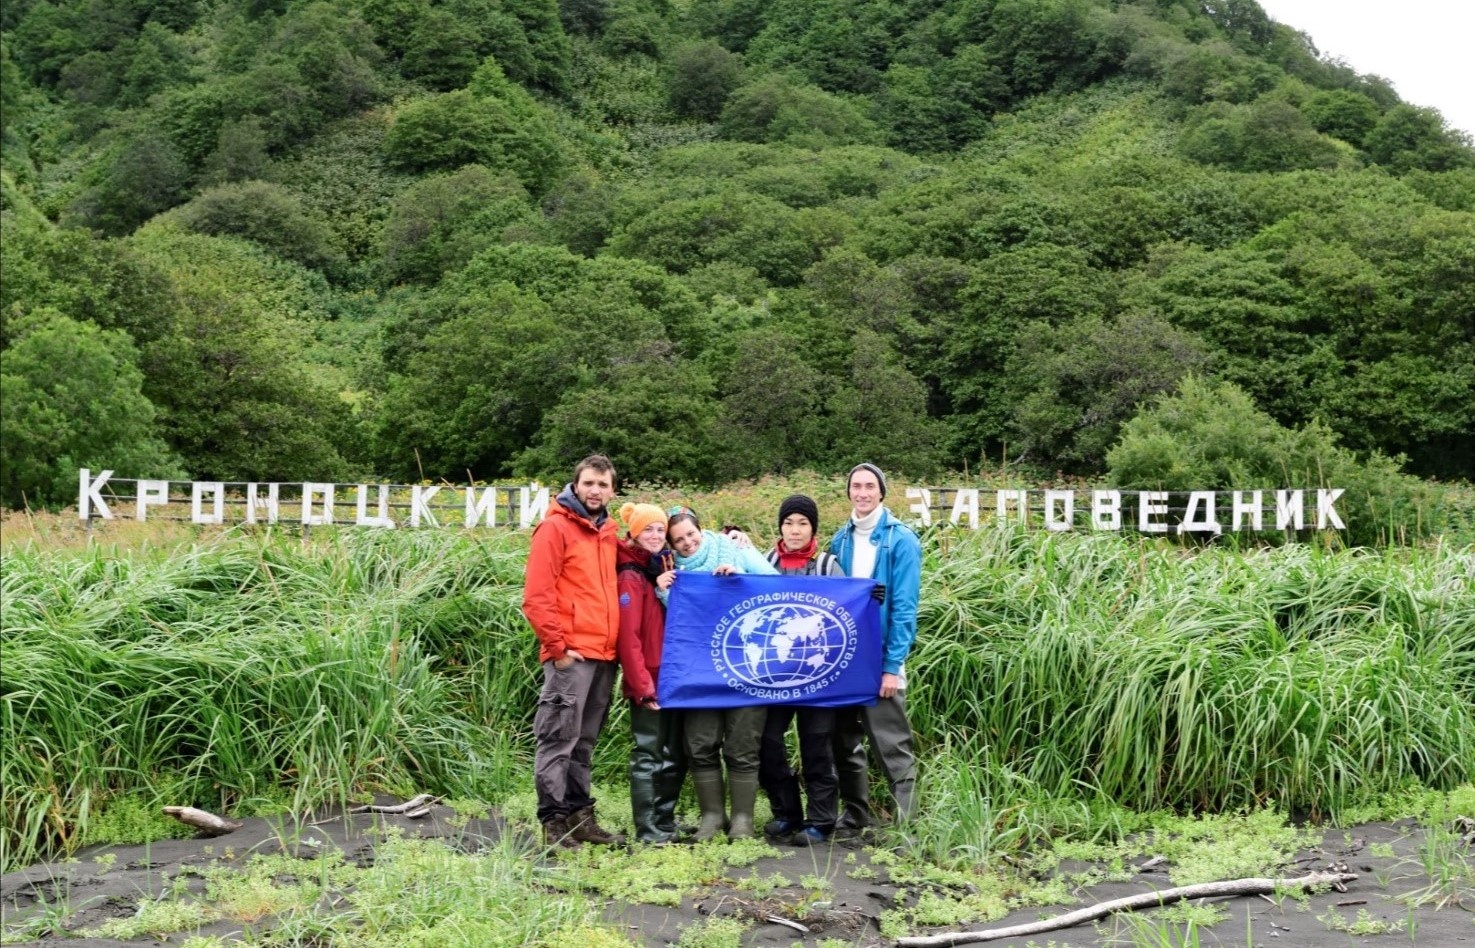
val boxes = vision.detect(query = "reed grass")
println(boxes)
[3,523,1471,872]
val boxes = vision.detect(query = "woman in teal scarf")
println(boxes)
[664,506,776,840]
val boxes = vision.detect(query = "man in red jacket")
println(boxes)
[522,454,624,848]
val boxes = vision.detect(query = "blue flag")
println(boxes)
[657,572,882,709]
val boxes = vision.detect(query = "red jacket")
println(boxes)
[616,544,667,702]
[522,498,620,663]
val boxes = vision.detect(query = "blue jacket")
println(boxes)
[829,508,921,675]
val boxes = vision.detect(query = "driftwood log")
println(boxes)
[162,806,243,836]
[347,793,439,815]
[895,871,1358,948]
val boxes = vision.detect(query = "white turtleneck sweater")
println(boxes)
[848,505,884,579]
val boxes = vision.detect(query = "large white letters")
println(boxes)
[949,489,979,529]
[302,483,335,526]
[1178,491,1222,535]
[411,486,441,527]
[1092,490,1121,531]
[245,483,280,524]
[79,469,113,520]
[995,490,1028,524]
[1138,491,1169,533]
[1044,490,1074,532]
[136,480,170,521]
[1316,489,1345,530]
[74,471,1350,535]
[1276,490,1304,531]
[907,488,933,526]
[355,484,395,528]
[191,482,226,525]
[465,485,499,528]
[519,484,549,528]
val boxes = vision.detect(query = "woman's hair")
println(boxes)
[666,505,700,530]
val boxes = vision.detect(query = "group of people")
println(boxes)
[520,454,923,849]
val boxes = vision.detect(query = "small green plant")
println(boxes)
[734,871,788,898]
[1152,901,1227,928]
[1317,906,1407,935]
[1101,913,1203,947]
[674,915,748,948]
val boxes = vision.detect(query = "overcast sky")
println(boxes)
[1254,0,1475,138]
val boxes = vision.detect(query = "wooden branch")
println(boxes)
[763,915,809,934]
[896,871,1357,948]
[347,793,439,815]
[162,806,243,836]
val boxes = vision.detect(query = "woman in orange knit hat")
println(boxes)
[616,501,683,843]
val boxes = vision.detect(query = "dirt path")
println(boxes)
[3,806,1471,946]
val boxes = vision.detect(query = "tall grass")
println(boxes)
[909,527,1475,853]
[0,530,546,871]
[3,523,1471,871]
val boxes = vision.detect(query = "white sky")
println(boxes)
[1254,0,1475,138]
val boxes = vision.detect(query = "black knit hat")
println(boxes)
[777,494,820,534]
[847,462,888,500]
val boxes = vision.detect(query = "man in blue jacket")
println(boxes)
[829,462,921,833]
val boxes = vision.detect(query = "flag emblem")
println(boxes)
[659,573,882,709]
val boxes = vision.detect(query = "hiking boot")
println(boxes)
[831,811,871,842]
[569,806,625,846]
[542,815,580,850]
[789,826,830,847]
[764,818,801,840]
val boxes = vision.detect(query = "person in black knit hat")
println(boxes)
[758,494,846,845]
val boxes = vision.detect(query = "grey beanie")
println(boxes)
[847,463,888,500]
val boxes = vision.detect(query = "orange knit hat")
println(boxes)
[620,502,667,538]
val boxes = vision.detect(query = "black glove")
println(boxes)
[870,583,886,604]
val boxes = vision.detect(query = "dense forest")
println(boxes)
[2,0,1472,513]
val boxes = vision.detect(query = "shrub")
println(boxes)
[171,181,343,271]
[1107,376,1443,546]
[0,310,184,508]
[383,89,566,193]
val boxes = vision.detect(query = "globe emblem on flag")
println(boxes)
[720,602,850,689]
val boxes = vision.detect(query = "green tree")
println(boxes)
[68,130,191,236]
[2,195,180,349]
[401,9,481,91]
[383,89,565,193]
[170,181,343,271]
[1006,310,1212,472]
[517,353,719,485]
[128,228,354,481]
[669,40,744,122]
[1,311,184,509]
[825,330,942,475]
[117,21,191,108]
[1363,104,1474,173]
[719,73,881,147]
[381,165,535,284]
[375,282,580,479]
[1107,375,1435,546]
[939,244,1115,458]
[711,326,827,480]
[1180,100,1345,172]
[981,0,1109,99]
[199,116,273,185]
[1302,89,1379,147]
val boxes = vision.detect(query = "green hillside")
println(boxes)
[2,0,1472,509]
